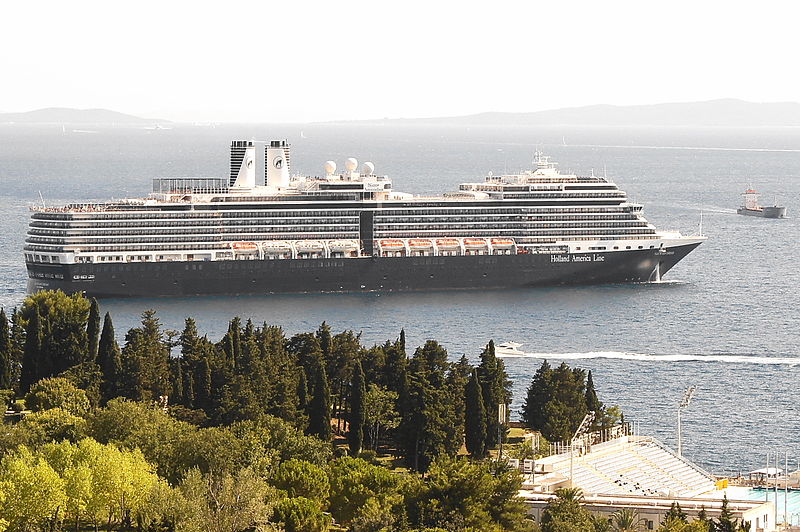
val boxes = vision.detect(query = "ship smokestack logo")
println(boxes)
[273,157,283,169]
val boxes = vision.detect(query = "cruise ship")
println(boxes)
[25,140,704,297]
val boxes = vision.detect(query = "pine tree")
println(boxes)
[465,369,487,457]
[96,312,123,403]
[348,360,366,456]
[715,495,738,532]
[20,305,42,393]
[308,362,331,441]
[0,308,12,389]
[86,298,101,362]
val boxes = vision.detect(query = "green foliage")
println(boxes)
[96,312,122,404]
[363,384,399,452]
[24,377,90,417]
[86,298,100,362]
[522,360,597,442]
[271,458,330,503]
[349,360,366,456]
[0,445,65,531]
[273,496,331,532]
[478,340,512,449]
[13,408,88,446]
[399,340,460,471]
[540,488,595,532]
[0,309,12,390]
[180,467,279,532]
[407,456,533,532]
[714,495,739,532]
[308,362,331,441]
[328,456,402,526]
[464,369,487,457]
[611,507,643,531]
[119,310,171,401]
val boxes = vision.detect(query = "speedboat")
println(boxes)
[496,342,525,357]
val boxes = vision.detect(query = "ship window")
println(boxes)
[625,246,631,249]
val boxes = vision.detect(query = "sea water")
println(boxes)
[1,123,799,473]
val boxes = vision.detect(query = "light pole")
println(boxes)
[677,385,696,459]
[570,411,596,488]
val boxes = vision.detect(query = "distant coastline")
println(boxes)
[0,107,169,125]
[5,99,800,127]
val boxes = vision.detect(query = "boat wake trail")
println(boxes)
[513,351,800,365]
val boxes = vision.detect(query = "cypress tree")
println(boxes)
[96,312,123,403]
[172,359,184,405]
[0,308,12,389]
[19,306,42,393]
[585,370,603,428]
[297,368,309,413]
[478,340,511,449]
[308,362,331,441]
[86,297,101,362]
[182,366,195,408]
[348,360,366,456]
[465,369,487,457]
[196,357,213,413]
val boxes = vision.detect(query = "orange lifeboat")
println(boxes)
[379,239,406,249]
[408,238,433,249]
[463,238,488,249]
[491,238,515,248]
[435,238,460,249]
[232,241,258,251]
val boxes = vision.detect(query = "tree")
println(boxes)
[19,305,43,394]
[271,459,330,503]
[24,377,90,417]
[119,310,171,401]
[612,507,643,531]
[0,446,66,532]
[478,340,512,449]
[407,456,532,531]
[363,384,399,452]
[308,363,331,441]
[86,298,101,362]
[714,495,738,532]
[399,340,458,471]
[585,370,603,427]
[348,360,366,456]
[327,456,402,527]
[521,360,591,442]
[272,496,331,532]
[96,312,122,403]
[539,488,595,532]
[464,369,487,458]
[0,308,12,390]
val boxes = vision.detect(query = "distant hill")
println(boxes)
[0,107,169,124]
[361,99,800,127]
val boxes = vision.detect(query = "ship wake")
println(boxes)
[510,351,800,365]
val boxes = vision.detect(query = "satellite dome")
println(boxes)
[324,161,336,175]
[345,158,358,172]
[362,162,375,175]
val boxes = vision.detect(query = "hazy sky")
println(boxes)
[2,1,798,123]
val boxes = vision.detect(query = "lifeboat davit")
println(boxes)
[379,239,406,249]
[408,238,433,249]
[435,238,461,249]
[463,238,488,249]
[232,241,258,251]
[490,238,515,248]
[295,240,325,252]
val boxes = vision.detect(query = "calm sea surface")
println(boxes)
[1,123,799,473]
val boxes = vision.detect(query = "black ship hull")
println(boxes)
[26,243,701,298]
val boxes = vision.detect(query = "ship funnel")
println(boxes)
[230,140,256,188]
[266,140,291,188]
